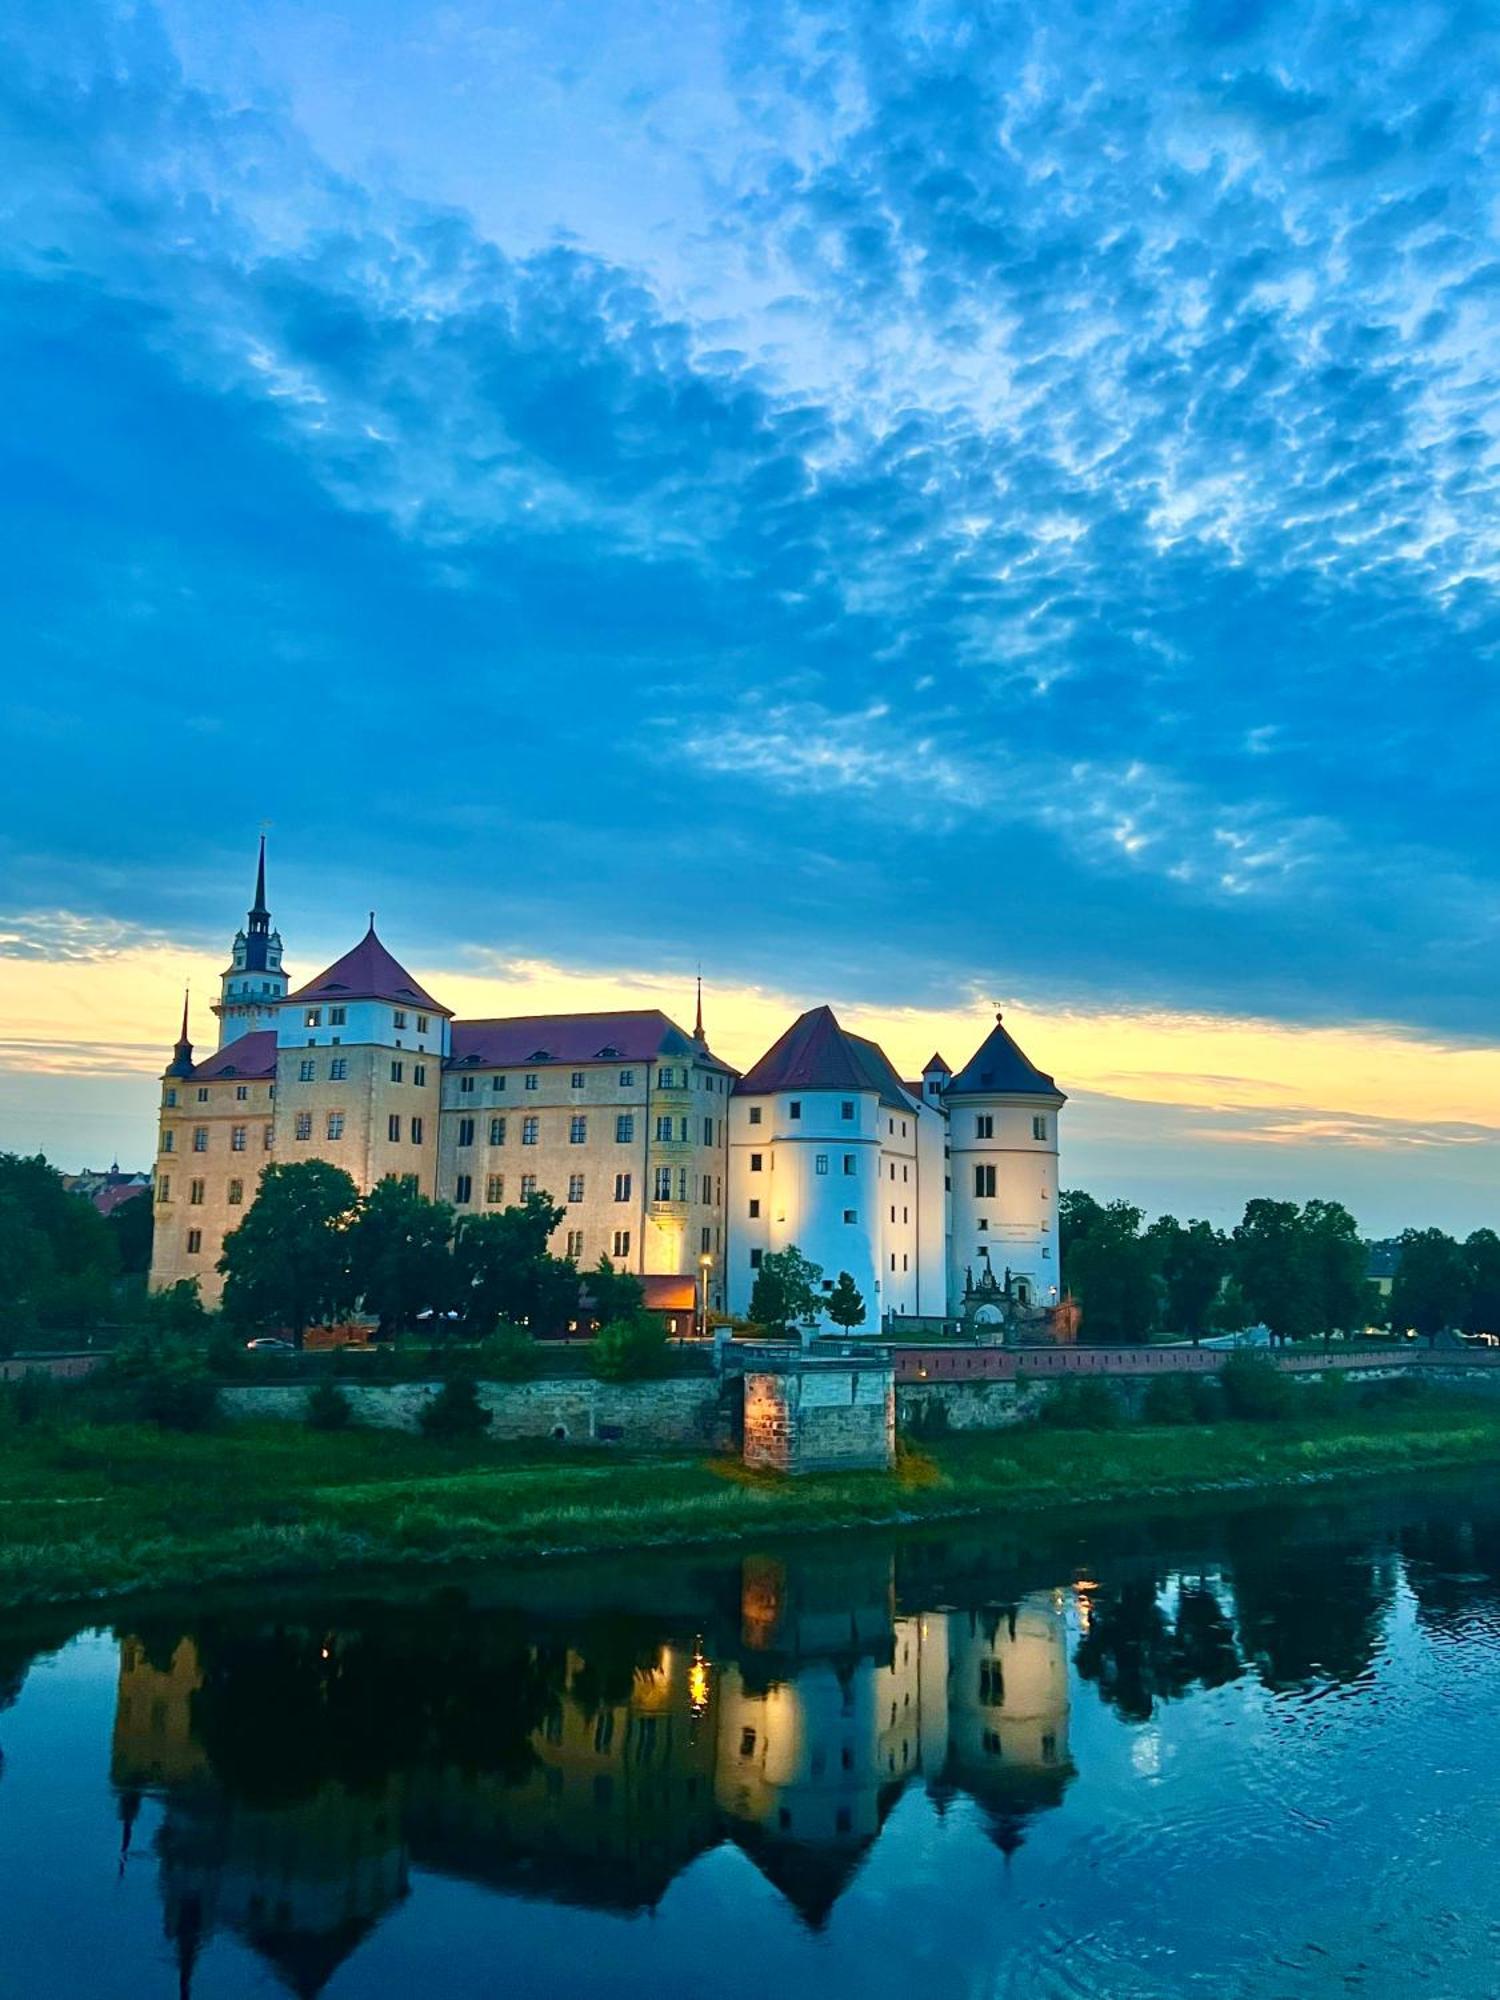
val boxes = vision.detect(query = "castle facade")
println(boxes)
[149,845,1065,1326]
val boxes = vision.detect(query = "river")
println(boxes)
[3,1481,1499,1997]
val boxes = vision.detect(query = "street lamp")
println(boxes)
[697,1251,714,1341]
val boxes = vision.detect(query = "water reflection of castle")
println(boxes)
[110,1561,1073,1993]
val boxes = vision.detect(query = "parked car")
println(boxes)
[244,1336,296,1353]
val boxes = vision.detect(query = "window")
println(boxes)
[652,1114,669,1141]
[520,1172,537,1199]
[491,1073,505,1091]
[189,1178,205,1205]
[164,1088,177,1108]
[524,1072,538,1091]
[654,1165,672,1201]
[1042,1246,1052,1259]
[330,1006,346,1026]
[521,1116,539,1145]
[1033,1115,1048,1141]
[748,1105,762,1125]
[677,1166,689,1201]
[486,1173,505,1204]
[294,1111,312,1141]
[748,1198,761,1218]
[749,1248,763,1269]
[157,1175,171,1203]
[567,1171,585,1202]
[976,1114,994,1139]
[231,1125,246,1152]
[411,1116,424,1144]
[161,1129,175,1154]
[815,1153,828,1175]
[613,1229,631,1258]
[263,1123,274,1150]
[843,1154,856,1175]
[840,1100,855,1120]
[657,1066,678,1088]
[614,1172,632,1202]
[975,1163,996,1198]
[227,1179,243,1206]
[413,1063,426,1087]
[459,1074,475,1094]
[235,1084,248,1101]
[749,1152,763,1173]
[326,1111,344,1140]
[186,1229,202,1255]
[197,1087,209,1102]
[325,1058,345,1082]
[702,1173,713,1202]
[454,1174,472,1204]
[615,1114,634,1143]
[298,1059,315,1082]
[566,1228,584,1259]
[305,1008,322,1028]
[394,1010,408,1030]
[703,1116,714,1146]
[701,1226,712,1253]
[843,1208,858,1224]
[789,1100,801,1120]
[619,1068,634,1087]
[415,1013,428,1033]
[571,1070,586,1089]
[569,1115,587,1144]
[489,1116,506,1146]
[389,1114,402,1143]
[390,1060,404,1083]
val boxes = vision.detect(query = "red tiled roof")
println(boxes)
[289,926,449,1014]
[449,1009,711,1068]
[93,1182,150,1218]
[735,1006,918,1111]
[188,1030,278,1082]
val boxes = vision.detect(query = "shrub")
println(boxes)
[1038,1379,1122,1430]
[138,1358,218,1431]
[419,1373,492,1441]
[1220,1351,1293,1421]
[904,1393,951,1441]
[1142,1374,1197,1426]
[476,1327,541,1381]
[307,1378,355,1431]
[3,1370,63,1428]
[591,1311,670,1383]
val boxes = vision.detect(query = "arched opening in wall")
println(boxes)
[1014,1278,1034,1307]
[551,1425,568,1442]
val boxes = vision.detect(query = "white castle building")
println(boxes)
[149,845,1065,1326]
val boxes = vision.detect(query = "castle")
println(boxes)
[149,843,1065,1327]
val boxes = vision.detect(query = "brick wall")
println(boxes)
[742,1367,895,1473]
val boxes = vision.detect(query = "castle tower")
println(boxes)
[214,837,288,1049]
[944,1012,1065,1314]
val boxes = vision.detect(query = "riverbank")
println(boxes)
[4,1398,1500,1607]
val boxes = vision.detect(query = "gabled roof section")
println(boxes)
[289,924,449,1015]
[188,1030,278,1082]
[946,1013,1065,1101]
[735,1006,919,1111]
[448,1009,724,1069]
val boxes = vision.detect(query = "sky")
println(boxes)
[1,0,1498,1233]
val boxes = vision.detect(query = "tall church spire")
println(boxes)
[693,971,705,1043]
[215,834,289,1049]
[250,833,268,920]
[243,835,272,968]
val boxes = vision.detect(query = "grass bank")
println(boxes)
[3,1393,1500,1607]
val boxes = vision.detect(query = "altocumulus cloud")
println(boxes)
[0,0,1498,1039]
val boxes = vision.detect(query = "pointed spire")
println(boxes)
[179,987,191,1045]
[250,833,268,918]
[167,988,195,1078]
[693,970,705,1043]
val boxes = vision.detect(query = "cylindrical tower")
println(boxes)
[944,1012,1065,1313]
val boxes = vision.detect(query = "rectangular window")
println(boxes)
[189,1178,205,1205]
[976,1114,994,1139]
[521,1172,537,1199]
[749,1248,763,1269]
[263,1123,274,1150]
[192,1126,208,1153]
[815,1153,828,1175]
[789,1100,801,1120]
[748,1105,762,1125]
[235,1084,248,1101]
[413,1063,426,1086]
[619,1069,634,1087]
[164,1088,177,1108]
[702,1173,713,1202]
[750,1152,763,1173]
[570,1070,586,1089]
[298,1059,315,1082]
[657,1066,677,1088]
[305,1008,321,1028]
[701,1225,712,1253]
[567,1171,585,1202]
[614,1172,632,1202]
[677,1166,688,1201]
[843,1209,857,1224]
[486,1173,505,1204]
[329,1006,346,1026]
[389,1114,401,1143]
[459,1074,475,1094]
[197,1087,209,1102]
[390,1059,404,1083]
[613,1229,631,1258]
[615,1114,634,1143]
[454,1173,472,1204]
[975,1163,996,1198]
[840,1100,855,1120]
[394,1010,408,1030]
[489,1116,506,1146]
[749,1198,761,1218]
[186,1228,202,1254]
[161,1129,175,1154]
[654,1165,672,1201]
[521,1116,539,1145]
[1032,1115,1048,1140]
[843,1154,856,1175]
[566,1228,584,1259]
[157,1175,171,1203]
[326,1111,344,1140]
[294,1111,312,1140]
[654,1114,672,1142]
[227,1179,243,1206]
[524,1073,538,1091]
[491,1073,505,1091]
[415,1013,428,1033]
[328,1058,347,1081]
[703,1116,714,1146]
[231,1125,246,1151]
[457,1117,475,1147]
[569,1114,587,1144]
[411,1116,424,1144]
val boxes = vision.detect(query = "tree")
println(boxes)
[586,1255,645,1328]
[748,1245,824,1334]
[1059,1189,1105,1264]
[1232,1199,1318,1344]
[0,1153,117,1329]
[591,1309,670,1381]
[450,1191,576,1333]
[419,1373,492,1441]
[1464,1229,1500,1335]
[106,1189,154,1277]
[1147,1216,1228,1342]
[349,1177,455,1337]
[1389,1227,1469,1344]
[1065,1201,1158,1343]
[1300,1199,1375,1340]
[217,1160,358,1347]
[826,1270,867,1330]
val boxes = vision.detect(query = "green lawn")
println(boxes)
[3,1397,1500,1607]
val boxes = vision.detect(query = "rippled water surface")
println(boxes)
[4,1484,1500,1997]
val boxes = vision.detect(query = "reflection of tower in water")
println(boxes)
[937,1598,1074,1855]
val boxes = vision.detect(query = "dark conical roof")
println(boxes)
[289,923,448,1015]
[735,1006,917,1110]
[946,1013,1064,1100]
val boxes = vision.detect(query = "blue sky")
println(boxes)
[3,0,1499,1224]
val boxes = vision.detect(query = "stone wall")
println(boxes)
[742,1365,895,1474]
[220,1376,732,1449]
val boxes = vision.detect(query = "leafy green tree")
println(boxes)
[0,1153,117,1329]
[1300,1198,1375,1340]
[140,1277,208,1335]
[1066,1201,1159,1343]
[1147,1216,1229,1341]
[1390,1227,1469,1344]
[307,1378,355,1430]
[451,1191,577,1333]
[1232,1199,1318,1344]
[419,1372,493,1440]
[1059,1188,1105,1264]
[586,1255,645,1327]
[1464,1229,1500,1335]
[826,1270,867,1330]
[349,1177,455,1337]
[748,1245,824,1334]
[218,1160,359,1347]
[105,1189,154,1277]
[591,1309,670,1381]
